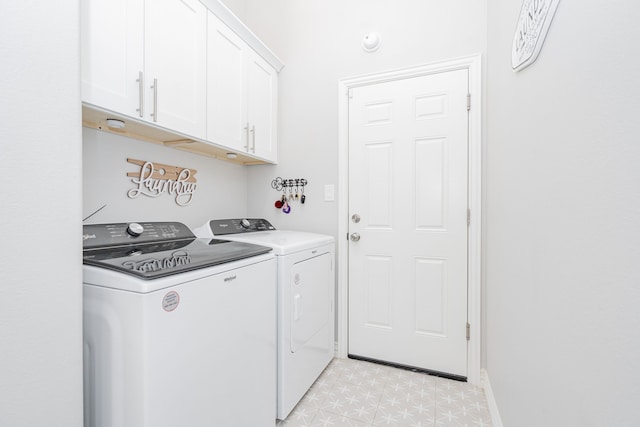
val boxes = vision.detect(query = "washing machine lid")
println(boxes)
[223,231,333,255]
[200,219,334,255]
[83,222,272,279]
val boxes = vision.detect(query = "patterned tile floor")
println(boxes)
[277,358,493,427]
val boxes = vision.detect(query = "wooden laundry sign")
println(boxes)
[512,0,560,71]
[126,158,198,206]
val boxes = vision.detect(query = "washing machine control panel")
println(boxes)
[83,222,195,249]
[208,218,275,235]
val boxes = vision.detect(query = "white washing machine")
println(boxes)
[195,218,335,420]
[82,222,277,427]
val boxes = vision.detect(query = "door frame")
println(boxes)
[337,54,482,384]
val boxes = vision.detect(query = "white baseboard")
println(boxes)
[481,369,504,427]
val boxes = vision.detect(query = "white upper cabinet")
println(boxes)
[246,51,278,162]
[81,0,144,116]
[206,12,247,153]
[145,0,207,138]
[81,0,207,139]
[207,11,278,163]
[82,0,282,164]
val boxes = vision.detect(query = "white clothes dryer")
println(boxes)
[82,222,277,427]
[195,218,335,420]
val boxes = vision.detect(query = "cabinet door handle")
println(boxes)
[250,124,256,153]
[244,123,250,151]
[150,78,158,122]
[136,71,144,118]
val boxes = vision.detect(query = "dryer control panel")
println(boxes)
[208,218,275,235]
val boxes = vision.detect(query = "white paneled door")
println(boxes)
[348,69,469,377]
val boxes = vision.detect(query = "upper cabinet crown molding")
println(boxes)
[199,0,284,73]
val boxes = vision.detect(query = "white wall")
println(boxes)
[241,0,487,237]
[0,2,83,426]
[83,128,248,230]
[219,0,247,21]
[486,1,640,425]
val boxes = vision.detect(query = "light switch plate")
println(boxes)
[324,184,335,201]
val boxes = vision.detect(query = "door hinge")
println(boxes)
[467,209,471,226]
[466,322,471,341]
[467,93,471,111]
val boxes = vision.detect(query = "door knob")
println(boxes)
[351,214,361,223]
[350,232,361,242]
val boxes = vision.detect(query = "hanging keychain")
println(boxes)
[275,187,286,209]
[282,182,292,213]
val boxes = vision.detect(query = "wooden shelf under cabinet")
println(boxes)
[82,104,272,166]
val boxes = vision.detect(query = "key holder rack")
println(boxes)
[271,177,308,192]
[271,177,308,213]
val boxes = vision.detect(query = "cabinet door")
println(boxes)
[145,0,207,139]
[206,12,247,152]
[81,0,143,116]
[246,51,278,162]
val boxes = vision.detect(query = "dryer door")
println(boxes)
[290,252,332,353]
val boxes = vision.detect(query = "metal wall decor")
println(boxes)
[271,177,308,214]
[126,158,198,206]
[512,0,561,71]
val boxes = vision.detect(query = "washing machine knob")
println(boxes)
[240,219,251,229]
[126,222,144,237]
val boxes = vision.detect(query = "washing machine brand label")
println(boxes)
[162,291,180,312]
[122,250,191,273]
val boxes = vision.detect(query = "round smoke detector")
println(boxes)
[362,32,382,52]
